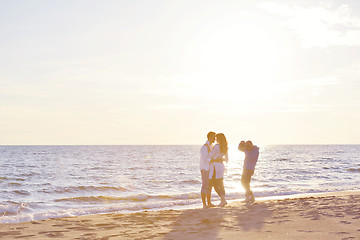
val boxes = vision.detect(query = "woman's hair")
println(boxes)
[216,133,228,154]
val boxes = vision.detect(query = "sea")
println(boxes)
[0,145,359,223]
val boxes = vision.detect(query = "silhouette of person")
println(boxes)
[199,132,216,208]
[239,140,259,203]
[209,133,229,207]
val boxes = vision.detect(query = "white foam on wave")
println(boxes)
[54,185,128,194]
[0,198,203,223]
[0,190,301,223]
[0,191,280,223]
[0,202,28,215]
[3,189,356,223]
[54,192,203,203]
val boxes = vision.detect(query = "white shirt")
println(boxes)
[199,141,213,171]
[208,144,228,179]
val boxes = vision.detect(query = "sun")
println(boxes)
[188,21,285,103]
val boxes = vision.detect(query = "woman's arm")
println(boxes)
[223,153,229,162]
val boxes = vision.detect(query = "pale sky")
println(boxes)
[1,0,360,145]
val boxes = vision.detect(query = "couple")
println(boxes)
[200,132,228,208]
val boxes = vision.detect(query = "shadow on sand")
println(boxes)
[164,202,272,240]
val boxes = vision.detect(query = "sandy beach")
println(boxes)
[1,191,359,240]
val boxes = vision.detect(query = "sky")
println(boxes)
[1,0,360,145]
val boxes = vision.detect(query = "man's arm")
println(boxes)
[200,145,211,164]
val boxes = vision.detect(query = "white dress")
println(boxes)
[208,144,228,179]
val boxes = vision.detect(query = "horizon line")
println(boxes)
[1,143,359,146]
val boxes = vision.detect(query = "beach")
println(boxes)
[1,191,359,239]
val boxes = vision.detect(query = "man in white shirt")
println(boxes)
[200,131,216,208]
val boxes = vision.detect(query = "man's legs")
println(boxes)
[241,169,254,201]
[201,170,211,208]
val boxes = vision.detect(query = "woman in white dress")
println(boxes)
[208,133,228,207]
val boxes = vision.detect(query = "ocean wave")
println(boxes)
[55,194,149,203]
[0,199,202,223]
[20,172,36,177]
[54,192,203,203]
[9,182,22,186]
[0,190,305,223]
[2,189,356,223]
[53,191,250,205]
[0,203,28,215]
[54,185,128,193]
[31,152,49,155]
[274,158,290,161]
[1,177,26,182]
[13,190,30,196]
[181,180,201,184]
[173,193,199,199]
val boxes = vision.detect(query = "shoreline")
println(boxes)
[1,190,359,239]
[3,190,359,224]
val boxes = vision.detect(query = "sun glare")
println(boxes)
[192,21,285,103]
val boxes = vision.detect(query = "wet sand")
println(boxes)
[1,191,359,239]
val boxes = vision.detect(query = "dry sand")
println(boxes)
[1,191,360,239]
